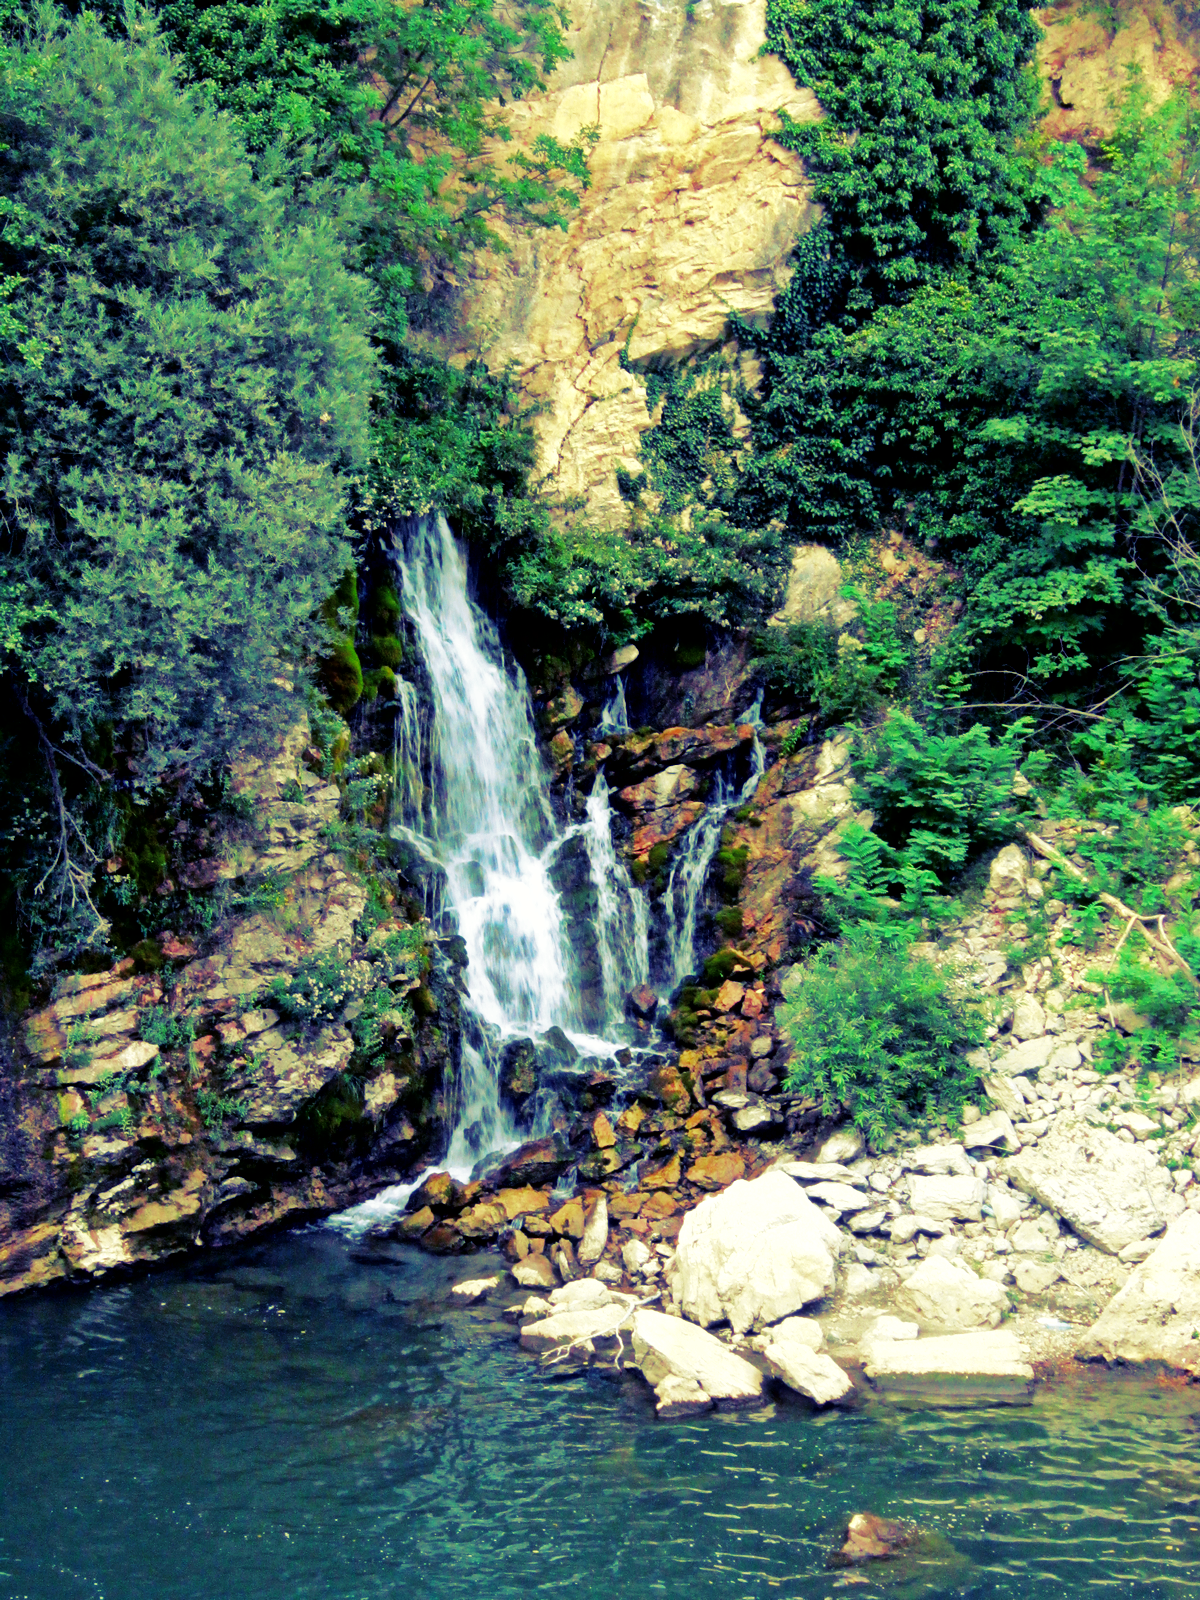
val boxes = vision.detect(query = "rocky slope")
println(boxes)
[0,711,462,1296]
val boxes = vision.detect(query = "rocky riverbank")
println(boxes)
[398,818,1200,1407]
[0,711,461,1297]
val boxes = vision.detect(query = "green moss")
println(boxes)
[321,567,359,630]
[129,938,164,973]
[370,633,404,670]
[715,907,744,937]
[318,639,363,714]
[368,582,401,627]
[700,948,741,986]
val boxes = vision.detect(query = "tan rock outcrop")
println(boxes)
[452,0,820,521]
[1037,2,1200,145]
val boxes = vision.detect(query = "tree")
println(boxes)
[0,6,375,950]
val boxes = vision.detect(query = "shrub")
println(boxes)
[854,713,1027,881]
[780,927,985,1144]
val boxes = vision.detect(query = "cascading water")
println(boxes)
[662,693,764,991]
[599,674,631,736]
[581,774,650,1029]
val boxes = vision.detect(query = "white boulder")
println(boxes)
[667,1169,840,1334]
[864,1330,1035,1405]
[1005,1117,1173,1254]
[1076,1211,1200,1374]
[631,1308,764,1405]
[762,1340,853,1406]
[907,1173,985,1222]
[895,1256,1009,1331]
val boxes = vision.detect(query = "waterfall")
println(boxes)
[599,674,631,736]
[582,774,650,1029]
[390,513,574,1040]
[663,699,765,992]
[369,512,655,1186]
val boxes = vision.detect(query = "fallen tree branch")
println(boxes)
[1021,828,1199,993]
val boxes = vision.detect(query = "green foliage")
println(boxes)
[196,1088,249,1128]
[0,8,374,955]
[854,713,1026,878]
[765,0,1041,299]
[137,1005,194,1050]
[780,926,986,1143]
[268,946,375,1024]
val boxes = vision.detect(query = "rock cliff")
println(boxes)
[449,0,819,523]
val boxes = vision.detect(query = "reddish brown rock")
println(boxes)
[688,1151,746,1191]
[494,1186,553,1219]
[713,979,745,1014]
[482,1136,573,1190]
[829,1513,918,1569]
[642,1154,682,1190]
[407,1170,468,1217]
[643,1191,680,1220]
[627,984,658,1018]
[592,1111,616,1149]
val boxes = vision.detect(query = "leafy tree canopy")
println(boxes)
[0,6,375,945]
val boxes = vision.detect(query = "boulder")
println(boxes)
[631,1307,763,1406]
[1005,1117,1173,1254]
[905,1143,972,1177]
[886,1214,947,1244]
[511,1254,557,1290]
[752,1315,823,1353]
[907,1174,985,1223]
[762,1339,853,1406]
[863,1331,1035,1405]
[816,1127,865,1164]
[777,1160,863,1185]
[518,1303,632,1357]
[666,1170,840,1334]
[991,1036,1056,1077]
[961,1110,1020,1153]
[1010,995,1046,1041]
[1076,1211,1200,1374]
[577,1196,609,1264]
[548,1277,611,1311]
[482,1135,574,1191]
[653,1374,713,1419]
[805,1181,873,1214]
[894,1256,1009,1331]
[988,844,1029,897]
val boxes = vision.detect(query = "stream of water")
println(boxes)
[2,1229,1196,1600]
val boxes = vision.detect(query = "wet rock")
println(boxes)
[631,1307,764,1406]
[895,1256,1009,1331]
[511,1254,558,1290]
[482,1136,574,1191]
[865,1329,1034,1402]
[626,984,658,1019]
[667,1169,840,1334]
[653,1374,713,1419]
[763,1340,853,1406]
[830,1512,918,1569]
[407,1171,468,1218]
[449,1276,501,1304]
[1005,1118,1173,1254]
[731,1101,780,1136]
[1076,1211,1200,1373]
[688,1151,745,1191]
[498,1038,539,1115]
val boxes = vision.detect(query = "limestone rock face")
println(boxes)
[631,1306,764,1405]
[894,1256,1009,1332]
[453,0,820,522]
[1076,1211,1200,1374]
[666,1168,841,1333]
[1005,1118,1173,1254]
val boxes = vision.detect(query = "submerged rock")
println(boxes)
[830,1512,918,1568]
[863,1330,1035,1406]
[667,1169,840,1334]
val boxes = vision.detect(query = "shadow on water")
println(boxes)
[1,1225,1199,1600]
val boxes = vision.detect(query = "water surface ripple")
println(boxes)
[2,1230,1197,1600]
